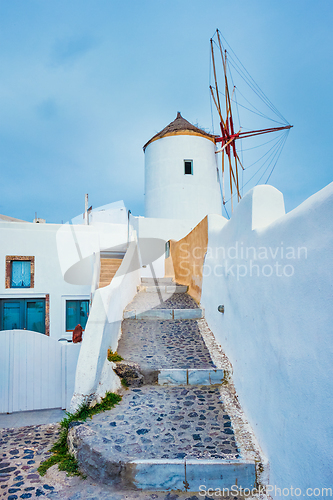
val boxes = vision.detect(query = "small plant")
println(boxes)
[121,377,129,388]
[107,348,123,362]
[38,392,121,477]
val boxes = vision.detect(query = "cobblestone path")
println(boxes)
[0,282,250,499]
[75,385,239,463]
[124,290,199,312]
[0,424,59,499]
[118,320,215,370]
[69,283,241,490]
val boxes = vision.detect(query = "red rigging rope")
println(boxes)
[209,29,292,212]
[215,29,289,125]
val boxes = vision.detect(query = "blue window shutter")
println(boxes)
[11,261,31,288]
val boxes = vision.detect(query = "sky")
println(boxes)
[0,0,332,223]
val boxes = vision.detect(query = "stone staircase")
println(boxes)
[68,278,266,494]
[98,257,123,288]
[124,279,204,320]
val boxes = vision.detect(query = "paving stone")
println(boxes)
[125,290,199,312]
[0,424,60,499]
[0,286,258,499]
[119,320,215,370]
[70,386,239,463]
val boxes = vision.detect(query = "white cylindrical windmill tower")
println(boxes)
[143,112,222,222]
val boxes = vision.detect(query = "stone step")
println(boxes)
[118,319,216,374]
[123,308,204,320]
[101,261,122,266]
[100,269,120,277]
[114,361,225,387]
[100,264,122,271]
[48,485,264,500]
[141,277,174,285]
[99,258,123,289]
[99,282,111,288]
[158,368,225,386]
[67,385,256,492]
[137,284,188,293]
[100,269,120,275]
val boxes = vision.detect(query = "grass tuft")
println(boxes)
[121,377,129,388]
[38,392,121,477]
[107,349,123,362]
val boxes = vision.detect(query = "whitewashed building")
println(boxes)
[0,111,333,498]
[144,112,222,222]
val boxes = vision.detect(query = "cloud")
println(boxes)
[50,34,98,67]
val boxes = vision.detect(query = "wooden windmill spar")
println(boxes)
[210,30,292,212]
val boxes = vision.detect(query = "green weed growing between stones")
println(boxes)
[107,348,123,362]
[121,377,129,388]
[38,392,122,477]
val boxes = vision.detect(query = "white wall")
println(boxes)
[0,220,129,339]
[137,216,198,277]
[201,183,333,496]
[0,222,91,340]
[71,239,141,412]
[144,134,222,223]
[71,200,128,225]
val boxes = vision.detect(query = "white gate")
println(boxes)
[0,330,80,413]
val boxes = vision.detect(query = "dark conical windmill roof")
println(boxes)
[143,112,215,151]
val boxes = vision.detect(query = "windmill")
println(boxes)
[210,29,293,214]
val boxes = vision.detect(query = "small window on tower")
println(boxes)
[184,160,193,175]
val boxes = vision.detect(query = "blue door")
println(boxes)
[0,299,45,334]
[2,301,21,330]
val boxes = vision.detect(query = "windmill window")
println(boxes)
[184,160,193,175]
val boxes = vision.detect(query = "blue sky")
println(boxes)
[0,0,332,222]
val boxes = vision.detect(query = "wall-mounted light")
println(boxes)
[218,305,225,314]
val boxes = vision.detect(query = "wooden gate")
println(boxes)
[0,330,80,413]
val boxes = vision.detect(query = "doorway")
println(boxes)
[0,298,46,334]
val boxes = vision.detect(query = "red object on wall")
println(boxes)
[72,324,83,343]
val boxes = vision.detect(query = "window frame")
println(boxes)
[165,241,170,258]
[184,159,193,175]
[0,297,46,334]
[6,256,35,289]
[65,298,90,332]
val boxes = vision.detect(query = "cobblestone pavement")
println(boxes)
[0,288,246,499]
[77,385,239,462]
[0,418,242,500]
[0,424,60,499]
[124,291,198,312]
[119,320,215,370]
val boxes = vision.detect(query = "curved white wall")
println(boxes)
[201,183,333,496]
[144,135,222,222]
